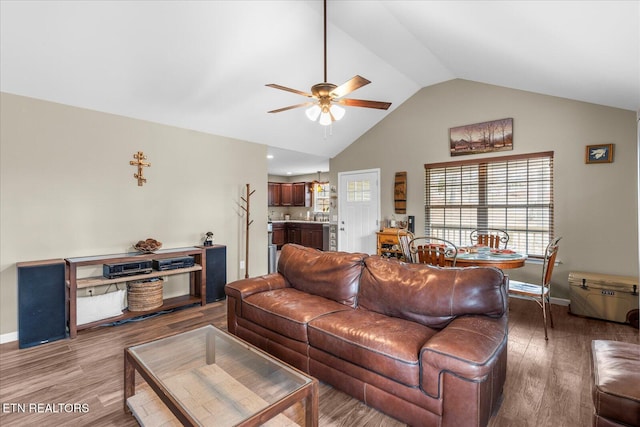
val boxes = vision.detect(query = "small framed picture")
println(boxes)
[585,144,614,164]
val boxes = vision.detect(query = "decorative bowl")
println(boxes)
[134,238,162,253]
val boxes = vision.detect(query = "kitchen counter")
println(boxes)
[270,220,329,224]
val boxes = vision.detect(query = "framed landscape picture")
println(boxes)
[450,118,513,156]
[585,144,614,164]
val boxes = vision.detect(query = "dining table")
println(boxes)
[452,249,527,269]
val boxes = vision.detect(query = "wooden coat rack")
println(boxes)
[240,183,255,278]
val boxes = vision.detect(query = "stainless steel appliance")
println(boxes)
[267,222,277,273]
[322,223,330,251]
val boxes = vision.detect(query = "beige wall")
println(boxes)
[331,79,638,299]
[2,80,637,336]
[0,93,269,337]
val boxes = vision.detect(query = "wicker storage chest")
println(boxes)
[127,278,163,312]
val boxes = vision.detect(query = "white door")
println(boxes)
[338,169,380,254]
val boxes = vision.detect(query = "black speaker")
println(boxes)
[17,259,67,348]
[408,215,415,233]
[202,245,227,303]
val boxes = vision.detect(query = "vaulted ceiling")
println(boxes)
[2,1,638,175]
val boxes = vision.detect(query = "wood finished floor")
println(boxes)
[1,298,638,427]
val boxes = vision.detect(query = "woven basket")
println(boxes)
[127,279,163,312]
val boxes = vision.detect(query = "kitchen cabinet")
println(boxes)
[272,222,286,248]
[312,227,324,250]
[268,182,310,207]
[293,182,310,207]
[272,221,325,250]
[300,223,323,250]
[280,183,293,206]
[287,223,301,244]
[268,182,281,206]
[300,225,313,248]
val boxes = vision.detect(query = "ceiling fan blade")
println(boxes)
[331,75,371,98]
[338,98,392,110]
[268,102,314,113]
[266,84,314,98]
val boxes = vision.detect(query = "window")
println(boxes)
[347,180,371,202]
[424,151,554,257]
[313,182,330,213]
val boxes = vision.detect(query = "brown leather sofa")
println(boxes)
[226,244,509,426]
[590,340,640,427]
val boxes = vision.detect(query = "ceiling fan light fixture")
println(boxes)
[319,111,332,126]
[329,104,345,121]
[265,0,390,129]
[305,104,321,121]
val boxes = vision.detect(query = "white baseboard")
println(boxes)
[0,331,18,344]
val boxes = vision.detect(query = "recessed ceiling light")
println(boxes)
[266,154,274,159]
[287,172,292,175]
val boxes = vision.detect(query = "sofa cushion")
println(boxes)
[278,244,366,308]
[359,256,507,329]
[308,308,437,387]
[243,287,352,342]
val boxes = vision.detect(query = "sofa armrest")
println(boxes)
[224,273,289,301]
[419,315,507,398]
[225,274,290,335]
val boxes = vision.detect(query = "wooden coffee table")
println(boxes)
[124,325,318,426]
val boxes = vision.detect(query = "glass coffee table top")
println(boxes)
[125,325,316,426]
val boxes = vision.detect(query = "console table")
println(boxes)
[66,247,206,338]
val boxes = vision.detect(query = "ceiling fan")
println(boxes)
[266,0,391,126]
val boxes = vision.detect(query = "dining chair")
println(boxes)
[397,229,414,262]
[407,236,458,267]
[508,236,562,340]
[470,228,510,249]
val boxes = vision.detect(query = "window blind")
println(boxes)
[425,151,554,257]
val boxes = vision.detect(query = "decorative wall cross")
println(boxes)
[130,151,151,186]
